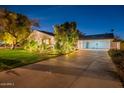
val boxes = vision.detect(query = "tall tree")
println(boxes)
[0,9,31,49]
[54,22,79,54]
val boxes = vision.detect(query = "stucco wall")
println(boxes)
[111,42,120,50]
[28,30,55,45]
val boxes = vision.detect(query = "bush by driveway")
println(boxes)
[109,49,124,86]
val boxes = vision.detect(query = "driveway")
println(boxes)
[0,50,122,88]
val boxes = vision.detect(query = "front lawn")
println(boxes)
[0,49,59,71]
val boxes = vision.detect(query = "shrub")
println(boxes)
[109,49,124,57]
[24,40,38,52]
[120,42,124,50]
[24,40,52,53]
[38,42,51,53]
[108,49,124,65]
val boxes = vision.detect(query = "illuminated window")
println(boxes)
[42,39,50,44]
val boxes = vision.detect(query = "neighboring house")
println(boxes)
[29,30,120,50]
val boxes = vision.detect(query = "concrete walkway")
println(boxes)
[0,50,123,88]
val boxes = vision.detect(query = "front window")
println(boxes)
[42,39,50,44]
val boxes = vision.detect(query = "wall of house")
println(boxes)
[77,39,113,50]
[28,30,55,45]
[111,42,120,50]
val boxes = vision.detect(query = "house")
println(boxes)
[29,30,120,50]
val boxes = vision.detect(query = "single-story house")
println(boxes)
[29,30,120,50]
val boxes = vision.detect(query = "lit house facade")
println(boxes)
[29,30,120,50]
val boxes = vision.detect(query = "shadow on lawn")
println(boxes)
[0,58,22,70]
[0,53,59,71]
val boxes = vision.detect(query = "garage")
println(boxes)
[83,40,111,49]
[77,33,115,50]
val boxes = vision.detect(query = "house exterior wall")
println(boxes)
[28,30,55,45]
[111,42,120,50]
[77,39,114,50]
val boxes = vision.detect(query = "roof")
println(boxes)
[80,33,114,40]
[34,30,54,36]
[33,30,114,40]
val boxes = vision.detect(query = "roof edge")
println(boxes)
[33,30,54,36]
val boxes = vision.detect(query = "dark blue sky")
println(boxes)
[0,5,124,38]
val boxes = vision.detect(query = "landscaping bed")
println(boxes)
[0,49,59,71]
[108,49,124,85]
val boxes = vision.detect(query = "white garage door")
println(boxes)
[83,40,110,49]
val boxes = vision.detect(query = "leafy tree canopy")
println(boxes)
[0,8,32,49]
[54,21,80,54]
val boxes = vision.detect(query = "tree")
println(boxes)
[0,9,31,49]
[54,22,79,54]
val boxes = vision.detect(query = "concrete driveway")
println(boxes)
[0,50,122,88]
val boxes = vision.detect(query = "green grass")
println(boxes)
[0,49,59,71]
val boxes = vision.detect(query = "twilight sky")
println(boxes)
[0,5,124,38]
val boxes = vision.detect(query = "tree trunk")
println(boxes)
[4,44,7,48]
[11,40,16,50]
[11,44,16,50]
